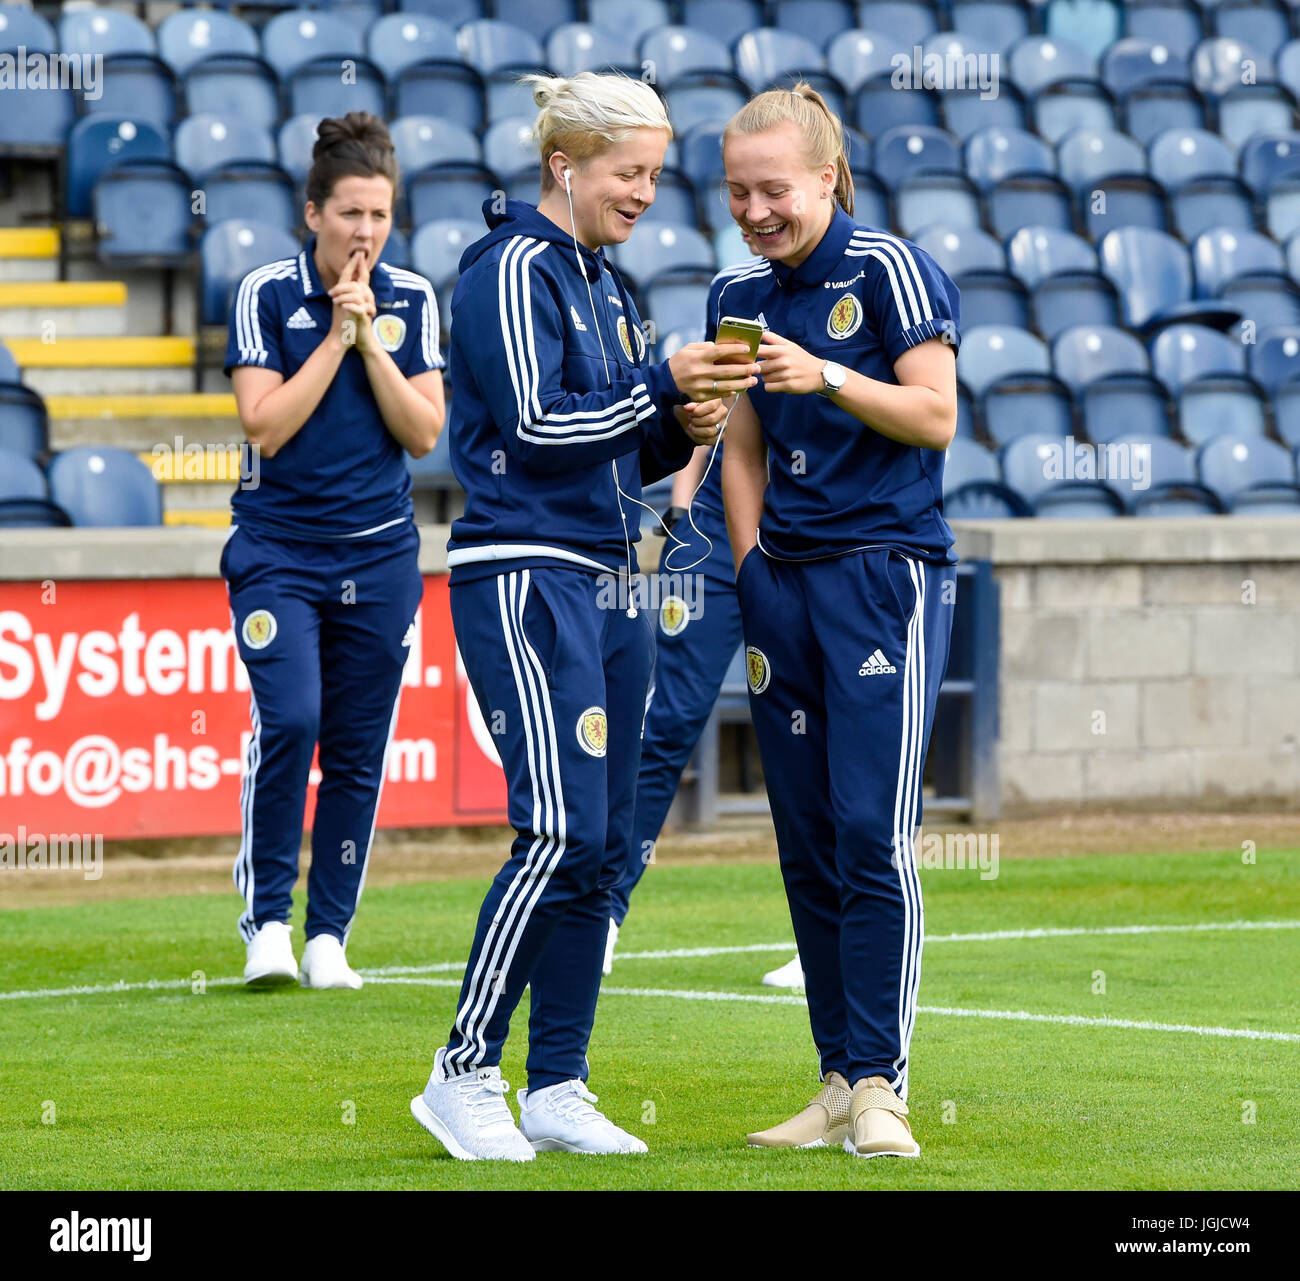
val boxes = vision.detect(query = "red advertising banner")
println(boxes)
[0,576,507,839]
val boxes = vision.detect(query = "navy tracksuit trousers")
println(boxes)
[443,565,654,1090]
[735,545,955,1100]
[223,521,423,945]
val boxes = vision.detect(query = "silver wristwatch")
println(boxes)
[818,361,847,396]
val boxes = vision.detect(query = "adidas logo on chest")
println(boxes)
[286,306,316,329]
[858,648,897,675]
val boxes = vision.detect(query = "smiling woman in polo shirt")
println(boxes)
[221,112,445,992]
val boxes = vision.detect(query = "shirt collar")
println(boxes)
[769,204,858,290]
[299,235,394,303]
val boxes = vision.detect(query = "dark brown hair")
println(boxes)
[305,112,400,210]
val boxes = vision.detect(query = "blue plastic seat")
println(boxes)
[1210,2,1290,62]
[1239,131,1300,198]
[665,74,749,136]
[0,4,56,53]
[773,0,855,34]
[408,164,497,225]
[1006,225,1097,287]
[203,164,297,235]
[494,0,580,43]
[1148,127,1235,189]
[391,116,481,175]
[922,30,1000,65]
[1150,323,1246,393]
[1126,0,1204,63]
[1192,227,1286,297]
[681,0,764,47]
[66,117,168,218]
[957,271,1031,329]
[1107,433,1198,506]
[680,122,728,192]
[1034,481,1126,517]
[849,171,890,229]
[964,125,1055,190]
[1007,35,1095,96]
[944,482,1032,517]
[1274,382,1300,446]
[200,218,300,327]
[1171,178,1255,240]
[1121,82,1208,146]
[60,6,153,57]
[852,76,941,136]
[734,27,825,91]
[857,2,939,44]
[1052,323,1149,393]
[1098,226,1241,332]
[366,12,457,79]
[94,162,192,264]
[1218,84,1298,149]
[546,23,638,77]
[951,0,1030,53]
[47,448,163,527]
[1179,377,1269,444]
[762,71,846,120]
[401,2,486,27]
[915,224,1005,276]
[0,79,75,155]
[1032,80,1118,144]
[955,383,978,438]
[943,436,1000,491]
[1249,326,1300,392]
[590,0,672,43]
[0,448,46,501]
[1045,0,1120,62]
[1102,38,1191,98]
[983,373,1075,446]
[827,29,908,93]
[83,55,177,128]
[289,56,386,119]
[1265,176,1300,242]
[607,223,715,289]
[643,26,732,84]
[940,85,1028,142]
[457,19,545,74]
[1081,376,1174,443]
[1000,432,1081,505]
[1198,432,1298,505]
[0,386,49,460]
[277,114,324,185]
[1056,126,1147,192]
[641,171,698,227]
[1192,36,1272,98]
[261,10,359,81]
[1221,276,1300,328]
[1278,38,1300,100]
[183,55,280,127]
[394,62,486,132]
[897,174,980,234]
[1086,175,1172,240]
[987,174,1074,237]
[873,125,962,187]
[1031,272,1121,340]
[411,219,481,287]
[481,116,538,178]
[175,114,277,183]
[644,278,713,337]
[957,325,1051,398]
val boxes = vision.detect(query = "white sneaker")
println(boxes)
[300,934,363,989]
[410,1047,535,1162]
[243,921,298,987]
[517,1079,649,1154]
[762,953,804,990]
[603,918,619,975]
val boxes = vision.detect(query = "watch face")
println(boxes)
[824,362,846,390]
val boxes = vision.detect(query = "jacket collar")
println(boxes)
[769,204,857,290]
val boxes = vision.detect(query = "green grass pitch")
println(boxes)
[2,849,1298,1190]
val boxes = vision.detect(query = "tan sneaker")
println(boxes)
[845,1076,920,1158]
[747,1072,852,1148]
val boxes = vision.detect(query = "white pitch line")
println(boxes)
[925,920,1300,943]
[0,976,243,1001]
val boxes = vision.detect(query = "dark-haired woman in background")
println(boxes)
[222,112,445,990]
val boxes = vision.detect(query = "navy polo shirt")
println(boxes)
[223,235,444,539]
[714,207,961,564]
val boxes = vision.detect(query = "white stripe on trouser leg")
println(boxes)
[890,557,926,1100]
[900,560,927,1098]
[235,690,262,942]
[341,683,404,947]
[448,571,570,1075]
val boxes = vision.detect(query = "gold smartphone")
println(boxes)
[714,316,764,362]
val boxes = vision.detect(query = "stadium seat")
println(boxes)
[1191,36,1270,99]
[987,175,1075,237]
[393,62,486,132]
[1198,433,1298,506]
[896,174,981,235]
[940,86,1029,142]
[277,114,325,185]
[0,347,19,384]
[1007,35,1095,97]
[956,271,1031,329]
[955,383,978,438]
[943,436,1000,490]
[1210,1,1290,61]
[399,0,485,23]
[94,162,193,264]
[0,79,75,155]
[494,0,580,43]
[47,448,163,528]
[681,0,765,48]
[773,0,855,35]
[376,226,410,270]
[289,56,385,118]
[483,68,540,122]
[366,12,457,79]
[202,164,298,235]
[1191,227,1285,298]
[734,28,826,92]
[411,219,481,287]
[983,373,1075,445]
[1229,485,1300,514]
[856,2,938,44]
[1125,0,1204,63]
[1121,82,1208,146]
[643,27,732,85]
[546,23,638,77]
[852,77,941,136]
[1239,131,1300,198]
[1150,323,1246,394]
[957,325,1051,398]
[457,19,545,75]
[1056,126,1147,192]
[644,277,714,337]
[665,73,750,136]
[1265,176,1300,243]
[1052,323,1149,394]
[951,0,1031,53]
[641,171,699,226]
[827,29,908,93]
[1218,84,1298,150]
[1033,481,1126,517]
[1031,80,1118,144]
[261,10,360,81]
[999,431,1080,505]
[1080,375,1174,442]
[1220,276,1300,328]
[391,117,481,176]
[1105,433,1199,508]
[60,6,153,58]
[1249,326,1300,392]
[1083,175,1172,240]
[183,56,280,128]
[0,499,71,529]
[915,225,1005,276]
[0,386,48,461]
[83,55,178,129]
[1179,377,1269,444]
[1148,127,1235,190]
[1170,177,1257,241]
[200,218,300,327]
[1006,225,1097,288]
[590,0,672,43]
[0,4,56,53]
[481,116,539,178]
[1273,381,1300,446]
[923,29,999,65]
[1101,38,1191,99]
[0,448,46,502]
[1279,38,1300,100]
[1031,272,1122,340]
[764,71,846,120]
[607,224,716,289]
[1098,226,1241,332]
[944,481,1032,517]
[407,164,497,226]
[850,171,891,229]
[66,117,169,219]
[175,115,277,183]
[1046,0,1120,62]
[680,122,729,193]
[964,125,1056,190]
[873,125,962,188]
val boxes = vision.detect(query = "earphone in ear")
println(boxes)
[563,167,572,191]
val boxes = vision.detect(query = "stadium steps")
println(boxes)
[46,393,240,450]
[3,336,195,395]
[0,227,59,282]
[138,445,241,524]
[0,279,129,336]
